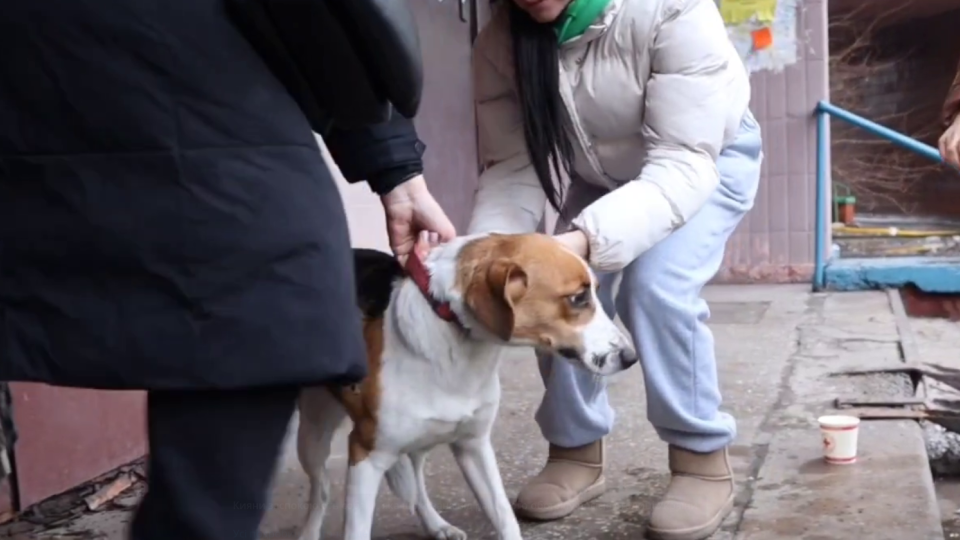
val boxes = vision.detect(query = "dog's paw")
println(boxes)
[430,525,468,540]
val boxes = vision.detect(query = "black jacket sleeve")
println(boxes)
[324,114,426,196]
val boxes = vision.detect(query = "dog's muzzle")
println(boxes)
[617,346,640,370]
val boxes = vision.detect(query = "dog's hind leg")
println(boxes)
[403,451,467,540]
[296,388,347,540]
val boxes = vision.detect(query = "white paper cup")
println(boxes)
[818,415,861,464]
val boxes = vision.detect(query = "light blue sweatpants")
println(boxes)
[538,112,763,454]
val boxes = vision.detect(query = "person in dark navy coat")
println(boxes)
[0,1,455,538]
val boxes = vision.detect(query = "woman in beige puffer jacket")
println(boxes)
[468,1,762,538]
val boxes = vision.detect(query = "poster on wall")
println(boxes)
[717,0,801,73]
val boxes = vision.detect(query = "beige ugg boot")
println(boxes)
[646,446,735,540]
[514,439,606,521]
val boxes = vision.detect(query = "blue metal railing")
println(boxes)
[813,101,945,291]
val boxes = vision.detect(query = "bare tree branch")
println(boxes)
[829,8,944,215]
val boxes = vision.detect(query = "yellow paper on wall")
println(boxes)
[720,0,777,25]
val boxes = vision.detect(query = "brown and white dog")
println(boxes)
[295,233,638,540]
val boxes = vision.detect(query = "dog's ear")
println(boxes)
[465,258,528,341]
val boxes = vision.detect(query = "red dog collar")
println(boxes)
[404,250,460,325]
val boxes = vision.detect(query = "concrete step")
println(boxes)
[825,256,960,293]
[733,291,943,539]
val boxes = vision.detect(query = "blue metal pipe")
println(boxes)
[816,101,943,164]
[812,101,946,291]
[814,110,828,291]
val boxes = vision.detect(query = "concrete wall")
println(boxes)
[319,137,392,253]
[716,0,830,283]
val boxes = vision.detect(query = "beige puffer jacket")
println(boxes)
[467,0,751,272]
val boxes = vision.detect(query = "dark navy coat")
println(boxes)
[0,0,424,390]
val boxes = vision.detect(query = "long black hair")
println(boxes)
[506,1,575,213]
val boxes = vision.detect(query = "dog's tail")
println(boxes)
[384,454,418,512]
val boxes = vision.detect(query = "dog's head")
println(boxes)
[455,233,637,376]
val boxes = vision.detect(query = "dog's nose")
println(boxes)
[619,347,639,369]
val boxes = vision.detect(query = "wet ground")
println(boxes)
[2,285,949,540]
[913,314,960,540]
[937,479,960,539]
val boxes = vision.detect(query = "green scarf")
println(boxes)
[555,0,614,44]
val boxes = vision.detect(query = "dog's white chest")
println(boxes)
[376,364,501,452]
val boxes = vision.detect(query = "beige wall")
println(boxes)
[317,135,392,253]
[715,0,828,283]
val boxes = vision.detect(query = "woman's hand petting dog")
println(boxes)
[381,175,456,263]
[412,230,443,262]
[554,229,590,260]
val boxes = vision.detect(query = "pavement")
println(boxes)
[10,285,947,539]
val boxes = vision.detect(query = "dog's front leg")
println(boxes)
[451,437,523,540]
[409,450,468,540]
[343,452,396,540]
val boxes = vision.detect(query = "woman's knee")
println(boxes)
[614,263,707,327]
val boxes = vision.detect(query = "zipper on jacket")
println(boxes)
[557,60,617,190]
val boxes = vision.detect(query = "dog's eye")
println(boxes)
[567,290,590,309]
